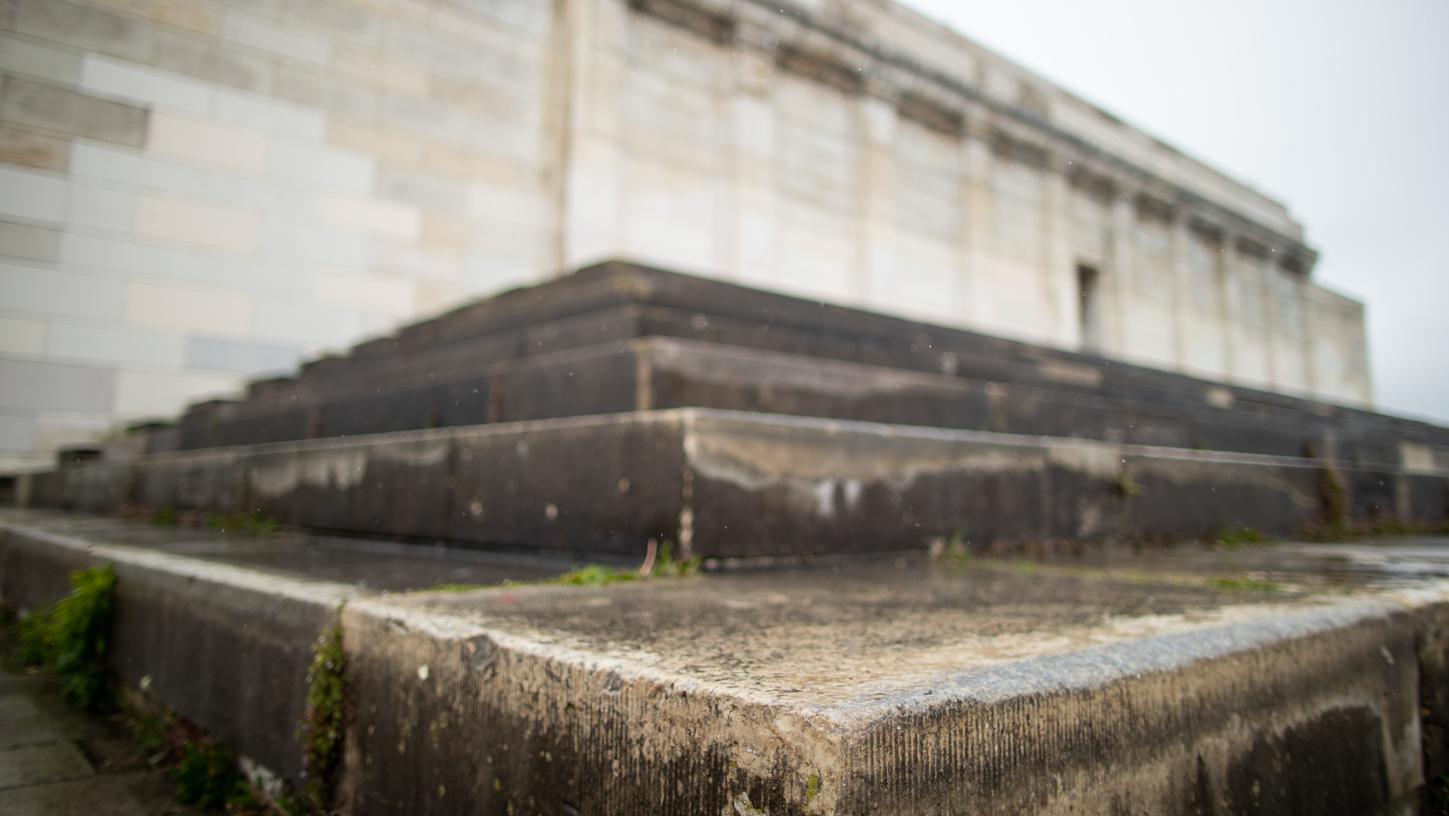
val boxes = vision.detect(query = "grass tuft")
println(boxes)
[172,739,257,812]
[651,540,702,578]
[555,565,639,586]
[12,564,118,711]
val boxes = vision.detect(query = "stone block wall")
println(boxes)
[0,0,1373,469]
[0,0,563,469]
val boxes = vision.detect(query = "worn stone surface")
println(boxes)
[3,509,1448,814]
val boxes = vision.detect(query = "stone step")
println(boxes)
[184,337,1346,460]
[2,509,1446,815]
[159,262,1449,467]
[22,410,1449,559]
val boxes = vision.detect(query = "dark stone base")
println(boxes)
[18,409,1446,560]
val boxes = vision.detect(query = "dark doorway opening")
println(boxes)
[1077,264,1102,352]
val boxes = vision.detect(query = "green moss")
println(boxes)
[427,582,490,593]
[1114,473,1143,498]
[555,565,639,586]
[652,540,702,578]
[151,506,177,527]
[939,528,973,564]
[1214,527,1268,550]
[173,739,254,812]
[1005,558,1041,575]
[300,619,346,814]
[805,773,821,802]
[1207,576,1281,594]
[206,509,280,538]
[12,565,118,711]
[129,709,172,757]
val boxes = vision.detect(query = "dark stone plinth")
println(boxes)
[149,262,1448,476]
[18,410,1444,560]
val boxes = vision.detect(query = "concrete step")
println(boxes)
[21,410,1449,559]
[2,509,1445,814]
[154,262,1449,465]
[187,337,1376,461]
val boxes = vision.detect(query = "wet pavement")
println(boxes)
[0,669,196,816]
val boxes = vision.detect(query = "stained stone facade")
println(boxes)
[0,0,1370,469]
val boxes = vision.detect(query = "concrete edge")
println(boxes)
[2,512,1446,813]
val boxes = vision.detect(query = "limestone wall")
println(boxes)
[567,0,1371,408]
[0,0,565,469]
[0,0,1372,469]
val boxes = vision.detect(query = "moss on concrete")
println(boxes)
[300,617,347,814]
[1207,576,1282,594]
[12,564,117,711]
[207,509,281,538]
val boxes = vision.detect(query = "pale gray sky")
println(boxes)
[905,0,1449,424]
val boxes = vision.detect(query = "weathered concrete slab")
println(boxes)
[0,511,580,782]
[18,410,1448,560]
[3,509,1446,814]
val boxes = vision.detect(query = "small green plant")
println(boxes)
[300,621,347,814]
[151,506,178,527]
[652,540,702,578]
[555,565,638,586]
[125,707,276,815]
[206,509,280,538]
[14,565,118,710]
[1114,473,1143,498]
[939,528,972,564]
[1214,527,1268,550]
[805,773,821,802]
[173,739,256,812]
[1431,773,1449,816]
[427,582,489,593]
[1207,576,1281,594]
[130,709,173,758]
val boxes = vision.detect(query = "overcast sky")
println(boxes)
[904,0,1449,424]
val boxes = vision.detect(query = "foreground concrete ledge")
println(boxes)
[17,409,1449,560]
[3,510,1447,814]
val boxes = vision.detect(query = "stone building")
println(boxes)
[0,0,1370,470]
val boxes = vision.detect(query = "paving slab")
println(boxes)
[0,693,44,720]
[0,742,94,790]
[0,716,66,750]
[0,772,185,816]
